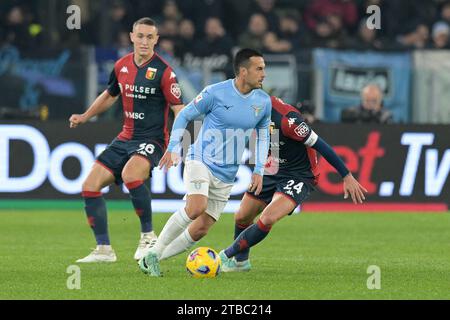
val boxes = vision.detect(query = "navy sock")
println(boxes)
[126,180,152,233]
[234,223,251,262]
[82,191,110,245]
[225,219,271,259]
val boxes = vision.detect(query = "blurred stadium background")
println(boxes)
[0,0,448,212]
[1,0,450,301]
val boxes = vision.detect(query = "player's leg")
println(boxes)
[222,193,296,262]
[77,162,116,263]
[152,194,208,257]
[222,177,313,270]
[160,212,216,261]
[152,160,210,255]
[218,193,267,272]
[140,160,209,275]
[140,194,208,275]
[121,154,158,260]
[233,193,267,262]
[159,192,227,261]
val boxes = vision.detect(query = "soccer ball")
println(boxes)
[186,247,221,278]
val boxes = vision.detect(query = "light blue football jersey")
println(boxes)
[167,79,272,183]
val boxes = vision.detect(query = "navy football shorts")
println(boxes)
[246,175,314,212]
[96,138,164,184]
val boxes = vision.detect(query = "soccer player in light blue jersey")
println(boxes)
[139,49,272,276]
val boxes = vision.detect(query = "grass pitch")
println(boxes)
[0,206,449,300]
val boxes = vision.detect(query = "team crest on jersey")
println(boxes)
[294,122,310,138]
[145,67,157,80]
[171,83,181,98]
[252,105,262,117]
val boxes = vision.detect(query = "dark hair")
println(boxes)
[233,48,263,75]
[133,17,157,30]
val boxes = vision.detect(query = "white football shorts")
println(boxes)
[183,160,233,221]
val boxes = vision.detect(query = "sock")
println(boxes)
[234,222,251,262]
[82,191,110,245]
[153,207,193,258]
[224,219,271,259]
[126,180,152,233]
[160,229,197,261]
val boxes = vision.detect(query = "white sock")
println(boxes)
[96,245,112,251]
[141,231,155,238]
[153,208,193,258]
[160,229,197,261]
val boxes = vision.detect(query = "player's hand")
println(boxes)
[69,114,87,128]
[248,174,263,196]
[343,173,368,204]
[158,151,181,172]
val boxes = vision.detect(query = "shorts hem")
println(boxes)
[274,191,299,207]
[95,160,115,178]
[245,192,269,205]
[130,153,152,167]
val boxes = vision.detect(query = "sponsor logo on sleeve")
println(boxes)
[194,93,203,104]
[170,83,181,99]
[294,122,310,137]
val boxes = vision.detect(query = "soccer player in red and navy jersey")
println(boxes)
[69,18,184,263]
[218,96,367,272]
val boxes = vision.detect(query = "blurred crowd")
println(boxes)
[2,0,450,57]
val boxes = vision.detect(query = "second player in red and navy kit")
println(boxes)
[69,18,184,263]
[218,96,368,272]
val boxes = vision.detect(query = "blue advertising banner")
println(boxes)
[313,49,411,123]
[0,45,89,119]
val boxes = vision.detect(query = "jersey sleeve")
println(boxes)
[161,67,183,105]
[253,98,272,176]
[107,67,121,97]
[281,111,318,147]
[189,86,214,115]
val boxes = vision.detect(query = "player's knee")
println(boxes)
[82,179,101,192]
[185,202,207,219]
[121,171,138,184]
[235,212,252,226]
[259,213,277,227]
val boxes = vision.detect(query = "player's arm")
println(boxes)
[249,101,272,195]
[161,67,185,119]
[69,67,120,128]
[69,90,118,128]
[281,111,367,204]
[170,104,185,118]
[159,88,213,171]
[311,137,367,204]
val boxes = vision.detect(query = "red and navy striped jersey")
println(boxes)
[265,96,320,185]
[107,52,182,146]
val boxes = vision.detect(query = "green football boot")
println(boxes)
[139,251,161,277]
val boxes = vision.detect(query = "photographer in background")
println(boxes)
[341,84,393,124]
